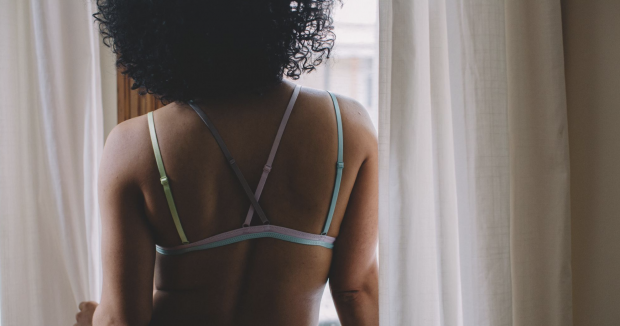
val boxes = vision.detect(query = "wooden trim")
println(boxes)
[117,70,164,123]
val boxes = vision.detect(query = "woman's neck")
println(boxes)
[191,79,295,109]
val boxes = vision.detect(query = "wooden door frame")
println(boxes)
[117,71,164,123]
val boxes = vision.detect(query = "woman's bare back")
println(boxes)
[93,80,378,326]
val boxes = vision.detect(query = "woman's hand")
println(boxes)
[74,301,98,326]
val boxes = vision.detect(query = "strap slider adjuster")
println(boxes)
[336,162,344,169]
[263,164,272,173]
[229,158,236,165]
[160,176,169,186]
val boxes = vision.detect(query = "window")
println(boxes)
[287,0,378,324]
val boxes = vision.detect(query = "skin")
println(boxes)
[80,80,378,326]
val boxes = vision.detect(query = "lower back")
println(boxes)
[151,238,332,325]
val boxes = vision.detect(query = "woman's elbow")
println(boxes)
[332,286,376,306]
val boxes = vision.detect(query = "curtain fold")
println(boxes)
[378,0,572,325]
[505,1,572,325]
[0,0,103,325]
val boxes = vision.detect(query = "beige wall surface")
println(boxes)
[100,36,117,141]
[563,0,620,325]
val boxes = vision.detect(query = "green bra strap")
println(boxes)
[147,111,189,244]
[322,91,344,235]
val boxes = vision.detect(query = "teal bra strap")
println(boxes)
[322,91,344,235]
[147,111,189,244]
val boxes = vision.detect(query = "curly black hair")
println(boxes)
[94,0,339,103]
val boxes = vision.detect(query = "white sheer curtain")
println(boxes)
[0,0,103,325]
[378,0,572,325]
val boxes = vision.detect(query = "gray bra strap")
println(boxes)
[188,101,270,225]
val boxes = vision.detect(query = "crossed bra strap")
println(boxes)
[188,84,302,227]
[187,102,271,225]
[241,84,302,226]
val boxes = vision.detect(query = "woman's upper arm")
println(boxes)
[93,121,155,326]
[328,98,379,323]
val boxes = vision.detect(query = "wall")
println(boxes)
[100,36,117,140]
[562,0,620,325]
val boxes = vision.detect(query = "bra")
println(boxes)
[147,84,344,255]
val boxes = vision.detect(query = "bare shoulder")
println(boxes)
[331,91,377,148]
[101,107,166,189]
[299,87,377,162]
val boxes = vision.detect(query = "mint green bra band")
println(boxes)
[157,233,334,255]
[156,224,336,255]
[147,88,343,251]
